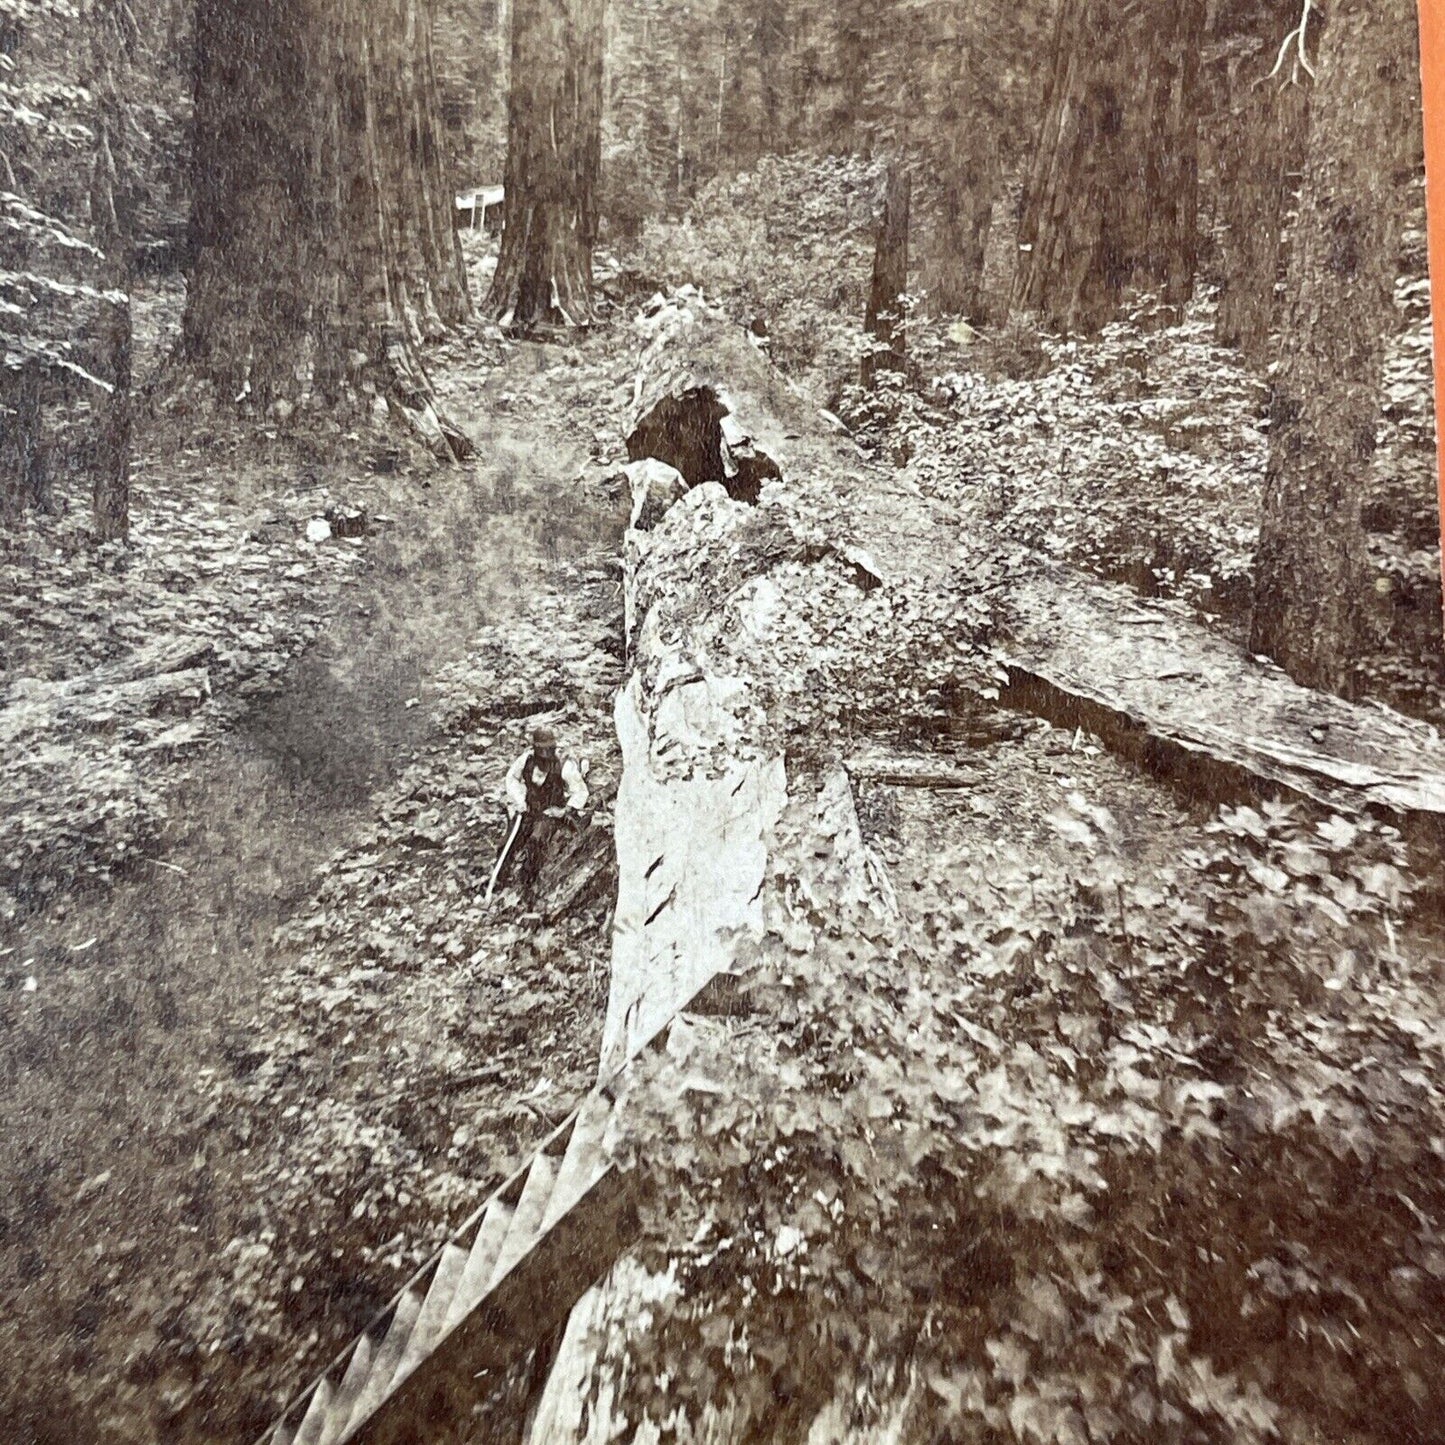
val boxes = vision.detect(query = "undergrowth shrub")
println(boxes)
[628,152,881,398]
[608,785,1441,1445]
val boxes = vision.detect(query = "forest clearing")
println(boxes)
[4,0,1445,1443]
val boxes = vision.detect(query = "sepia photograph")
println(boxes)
[4,0,1445,1441]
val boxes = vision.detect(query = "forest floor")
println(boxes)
[3,160,1443,1445]
[0,267,637,1443]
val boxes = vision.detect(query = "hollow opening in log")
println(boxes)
[626,385,779,505]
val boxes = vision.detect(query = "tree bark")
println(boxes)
[833,0,873,147]
[88,0,134,543]
[1142,0,1205,314]
[933,133,999,321]
[861,164,909,386]
[1249,0,1420,693]
[1215,76,1309,358]
[182,0,472,460]
[90,176,131,543]
[1012,0,1202,333]
[0,367,48,518]
[487,0,604,331]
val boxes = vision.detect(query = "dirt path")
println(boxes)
[0,337,633,1445]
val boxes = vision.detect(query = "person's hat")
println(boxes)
[531,725,557,748]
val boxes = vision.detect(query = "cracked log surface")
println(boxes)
[530,769,900,1445]
[603,667,785,1073]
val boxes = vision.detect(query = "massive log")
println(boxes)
[519,292,1445,1443]
[620,296,1445,847]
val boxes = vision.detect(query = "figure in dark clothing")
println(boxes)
[492,725,589,901]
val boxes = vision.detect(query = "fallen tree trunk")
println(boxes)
[622,295,1445,849]
[520,291,1445,1443]
[0,637,214,746]
[601,511,788,1076]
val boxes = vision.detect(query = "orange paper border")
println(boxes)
[1420,0,1445,597]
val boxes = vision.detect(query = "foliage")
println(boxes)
[1,0,188,520]
[0,323,633,1442]
[0,0,108,390]
[631,153,881,395]
[599,0,1048,266]
[607,762,1443,1444]
[897,303,1271,623]
[0,436,371,914]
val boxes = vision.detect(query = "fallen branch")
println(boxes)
[0,638,214,745]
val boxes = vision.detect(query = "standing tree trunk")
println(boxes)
[0,368,48,517]
[1142,0,1205,314]
[833,0,873,148]
[1250,0,1420,692]
[1213,0,1312,359]
[487,0,604,331]
[182,0,472,459]
[930,4,998,323]
[1215,71,1309,359]
[1012,0,1203,333]
[934,133,999,322]
[88,0,134,542]
[861,163,910,387]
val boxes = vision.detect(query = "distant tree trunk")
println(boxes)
[487,0,604,331]
[1012,0,1139,331]
[834,1,872,147]
[756,0,790,153]
[90,134,132,543]
[1215,58,1310,359]
[927,0,996,321]
[934,132,999,321]
[862,164,910,387]
[1250,0,1419,693]
[1012,0,1202,333]
[1219,77,1312,359]
[89,0,134,543]
[182,0,472,459]
[1142,0,1205,313]
[0,368,48,517]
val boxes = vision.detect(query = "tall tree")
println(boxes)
[487,0,604,330]
[1250,0,1420,692]
[1011,0,1205,332]
[1,0,106,519]
[861,162,909,387]
[182,0,471,459]
[929,5,1001,321]
[1212,0,1310,359]
[88,0,136,542]
[1140,0,1205,311]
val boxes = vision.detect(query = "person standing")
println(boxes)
[493,725,589,901]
